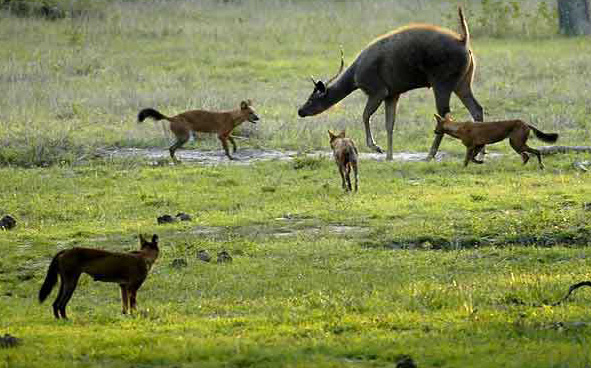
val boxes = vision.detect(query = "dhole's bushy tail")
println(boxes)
[138,108,168,123]
[458,7,470,45]
[39,251,63,303]
[529,125,559,143]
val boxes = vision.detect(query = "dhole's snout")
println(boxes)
[248,114,260,124]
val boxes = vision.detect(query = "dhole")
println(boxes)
[434,113,558,169]
[39,234,159,319]
[328,130,359,192]
[138,100,260,162]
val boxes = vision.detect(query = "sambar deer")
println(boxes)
[298,7,483,161]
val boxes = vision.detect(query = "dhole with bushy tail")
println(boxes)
[138,100,260,163]
[39,234,159,319]
[329,130,359,192]
[434,113,558,169]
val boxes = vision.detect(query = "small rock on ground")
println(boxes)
[171,258,188,268]
[157,215,175,224]
[176,212,192,221]
[197,250,211,262]
[0,215,16,230]
[0,334,21,348]
[217,251,232,264]
[396,355,417,368]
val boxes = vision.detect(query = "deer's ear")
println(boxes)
[151,234,159,243]
[328,130,336,139]
[434,114,444,123]
[240,101,248,110]
[246,99,252,106]
[444,112,453,120]
[315,81,326,93]
[139,234,146,244]
[338,130,346,138]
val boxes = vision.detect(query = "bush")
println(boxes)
[1,0,108,19]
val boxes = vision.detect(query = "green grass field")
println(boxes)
[2,1,591,367]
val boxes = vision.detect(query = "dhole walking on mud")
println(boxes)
[329,130,359,192]
[138,100,260,163]
[39,234,160,319]
[434,114,558,169]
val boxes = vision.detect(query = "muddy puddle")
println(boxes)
[191,223,371,239]
[100,147,503,166]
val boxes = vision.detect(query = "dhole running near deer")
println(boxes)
[138,100,260,163]
[434,114,558,169]
[39,234,159,319]
[329,130,359,192]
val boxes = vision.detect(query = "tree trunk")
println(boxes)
[558,0,591,35]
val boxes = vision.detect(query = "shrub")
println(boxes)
[1,0,108,19]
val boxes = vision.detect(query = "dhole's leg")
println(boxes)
[525,147,544,169]
[362,89,388,154]
[57,273,80,319]
[129,287,140,313]
[128,280,145,313]
[471,145,485,164]
[428,84,453,161]
[52,279,65,319]
[384,94,400,161]
[218,134,234,160]
[344,163,352,192]
[120,285,129,315]
[509,135,532,166]
[228,136,238,153]
[169,134,189,164]
[338,164,347,190]
[464,147,475,167]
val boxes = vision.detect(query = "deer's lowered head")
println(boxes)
[298,49,354,117]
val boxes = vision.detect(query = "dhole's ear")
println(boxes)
[338,130,346,138]
[139,233,146,243]
[443,112,453,120]
[246,99,252,106]
[328,130,336,139]
[240,101,248,110]
[151,234,159,244]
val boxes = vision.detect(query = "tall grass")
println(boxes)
[1,0,588,167]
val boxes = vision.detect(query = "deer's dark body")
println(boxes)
[298,8,483,161]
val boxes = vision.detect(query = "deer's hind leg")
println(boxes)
[351,161,359,192]
[428,83,454,160]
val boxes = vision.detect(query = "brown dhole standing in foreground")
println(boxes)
[329,130,359,192]
[138,100,260,162]
[39,234,159,319]
[434,113,558,169]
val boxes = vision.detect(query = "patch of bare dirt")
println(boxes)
[99,147,502,166]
